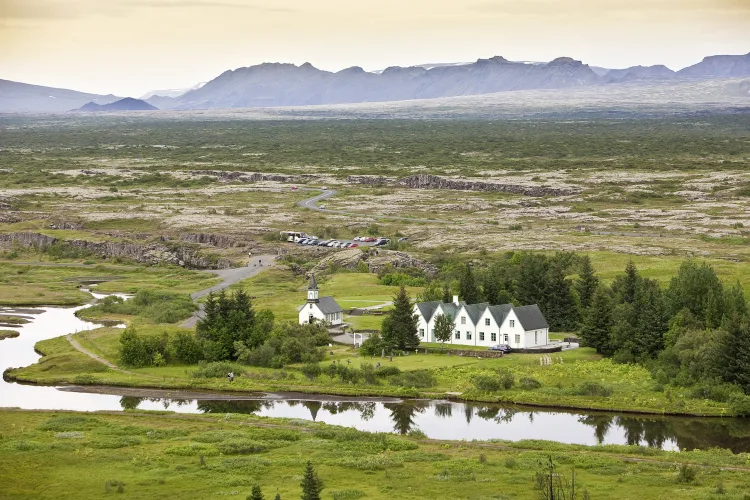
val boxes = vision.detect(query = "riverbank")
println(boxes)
[1,408,749,500]
[5,331,745,418]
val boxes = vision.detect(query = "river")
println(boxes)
[2,293,750,453]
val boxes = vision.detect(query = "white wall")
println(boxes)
[414,305,430,343]
[498,310,527,348]
[299,302,327,325]
[475,309,501,347]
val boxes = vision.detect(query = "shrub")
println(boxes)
[170,332,203,364]
[301,363,322,381]
[520,377,542,390]
[191,361,243,379]
[676,464,697,483]
[389,370,436,388]
[360,362,379,385]
[359,332,387,357]
[497,369,515,389]
[217,440,267,455]
[573,381,613,397]
[332,490,366,500]
[379,273,426,287]
[407,428,426,439]
[474,374,502,392]
[375,365,401,377]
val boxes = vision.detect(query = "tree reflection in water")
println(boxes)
[383,401,428,434]
[577,415,614,444]
[196,399,275,414]
[119,396,144,410]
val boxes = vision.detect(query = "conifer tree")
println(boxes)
[613,260,640,305]
[459,263,481,304]
[724,282,747,324]
[381,287,420,350]
[580,286,615,355]
[723,314,750,394]
[300,461,324,500]
[515,253,549,307]
[542,263,579,331]
[575,255,599,310]
[274,495,281,500]
[442,284,453,303]
[633,279,669,359]
[482,270,500,306]
[248,485,264,500]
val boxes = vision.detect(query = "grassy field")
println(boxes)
[1,409,750,500]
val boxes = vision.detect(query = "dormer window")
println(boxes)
[509,320,515,328]
[485,318,490,326]
[461,316,466,325]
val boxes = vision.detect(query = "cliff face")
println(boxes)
[0,232,239,269]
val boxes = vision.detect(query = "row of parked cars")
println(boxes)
[294,236,395,248]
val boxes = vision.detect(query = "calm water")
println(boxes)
[2,293,750,452]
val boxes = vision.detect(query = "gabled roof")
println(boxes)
[463,302,489,326]
[514,304,549,331]
[438,302,461,321]
[316,296,342,314]
[416,301,441,323]
[487,304,513,326]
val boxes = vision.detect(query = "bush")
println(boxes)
[520,377,542,390]
[375,365,401,377]
[301,363,322,381]
[573,381,613,397]
[497,369,515,389]
[676,464,697,483]
[379,273,426,287]
[90,290,196,324]
[170,332,203,364]
[729,393,750,416]
[389,370,436,389]
[359,332,387,357]
[191,361,243,379]
[474,374,503,392]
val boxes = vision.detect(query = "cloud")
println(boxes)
[0,0,293,20]
[469,0,750,17]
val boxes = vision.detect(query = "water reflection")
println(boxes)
[112,396,750,452]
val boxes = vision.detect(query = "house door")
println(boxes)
[309,315,314,324]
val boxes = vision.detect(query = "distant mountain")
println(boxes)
[0,79,119,113]
[605,65,676,83]
[139,82,206,100]
[167,56,601,110]
[678,52,750,78]
[74,97,157,112]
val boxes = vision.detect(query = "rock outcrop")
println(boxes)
[0,232,238,269]
[347,174,576,197]
[179,233,247,248]
[310,249,437,277]
[190,170,319,184]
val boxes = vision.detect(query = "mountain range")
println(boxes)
[75,97,157,112]
[2,52,748,113]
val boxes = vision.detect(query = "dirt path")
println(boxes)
[65,334,139,375]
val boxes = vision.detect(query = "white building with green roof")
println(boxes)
[414,295,549,349]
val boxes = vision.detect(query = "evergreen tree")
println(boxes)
[612,260,640,305]
[196,289,261,360]
[459,264,481,304]
[433,313,454,349]
[381,287,420,350]
[274,495,282,500]
[515,253,549,307]
[441,284,453,303]
[248,485,264,500]
[300,461,324,500]
[632,279,669,359]
[665,260,724,321]
[724,282,747,323]
[580,286,615,355]
[575,255,599,310]
[482,269,500,306]
[723,314,750,393]
[542,263,579,331]
[705,288,724,329]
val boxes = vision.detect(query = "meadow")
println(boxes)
[1,409,750,500]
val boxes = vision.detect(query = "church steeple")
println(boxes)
[307,274,319,303]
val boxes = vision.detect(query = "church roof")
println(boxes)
[416,301,441,323]
[514,304,549,331]
[316,296,342,314]
[308,274,318,290]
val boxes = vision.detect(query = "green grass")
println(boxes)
[1,409,750,500]
[0,329,20,340]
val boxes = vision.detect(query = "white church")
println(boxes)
[298,274,344,326]
[413,295,549,349]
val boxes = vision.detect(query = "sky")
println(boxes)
[1,0,748,97]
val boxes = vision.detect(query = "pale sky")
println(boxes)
[1,0,748,97]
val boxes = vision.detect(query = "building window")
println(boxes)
[485,318,490,326]
[455,331,460,339]
[535,332,538,344]
[515,334,521,344]
[504,334,509,343]
[491,332,497,342]
[419,328,425,338]
[479,332,485,341]
[509,320,515,328]
[466,332,472,340]
[461,316,466,325]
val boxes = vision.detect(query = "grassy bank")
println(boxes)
[0,329,20,340]
[6,328,742,417]
[1,409,749,500]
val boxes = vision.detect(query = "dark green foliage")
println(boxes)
[359,332,387,356]
[90,290,196,324]
[520,376,542,389]
[580,287,615,355]
[239,323,328,368]
[575,255,599,311]
[389,369,436,388]
[723,314,750,393]
[379,272,426,287]
[248,485,264,500]
[301,363,322,381]
[381,287,419,350]
[515,253,549,308]
[676,464,697,483]
[275,495,282,500]
[170,332,203,364]
[473,372,514,392]
[441,284,453,304]
[573,381,613,397]
[433,313,453,348]
[190,361,244,379]
[458,264,481,304]
[118,326,169,367]
[666,261,725,324]
[612,260,641,305]
[542,262,580,331]
[300,461,324,500]
[197,290,273,361]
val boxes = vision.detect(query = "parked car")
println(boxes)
[348,243,359,248]
[363,237,376,242]
[321,186,327,190]
[375,238,390,246]
[353,236,363,241]
[306,239,319,245]
[317,240,331,246]
[319,205,326,209]
[398,237,409,242]
[298,238,309,245]
[488,345,511,353]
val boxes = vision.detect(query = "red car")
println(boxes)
[364,237,377,242]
